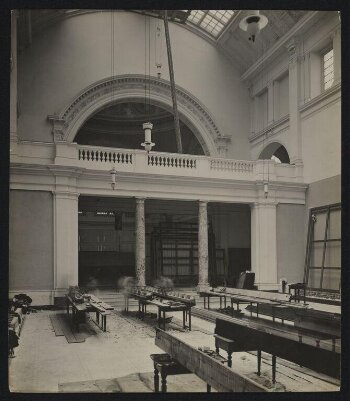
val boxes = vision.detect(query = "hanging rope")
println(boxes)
[144,14,147,115]
[148,15,151,117]
[163,10,183,154]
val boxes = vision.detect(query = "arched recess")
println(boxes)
[259,142,290,164]
[48,75,226,157]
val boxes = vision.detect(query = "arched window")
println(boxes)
[259,142,290,164]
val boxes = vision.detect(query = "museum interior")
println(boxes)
[8,9,342,393]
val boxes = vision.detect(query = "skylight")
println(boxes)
[187,10,235,38]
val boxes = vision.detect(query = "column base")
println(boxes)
[196,284,210,293]
[255,283,280,291]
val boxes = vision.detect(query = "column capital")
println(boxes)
[135,197,146,204]
[198,200,208,206]
[285,37,301,64]
[52,190,80,200]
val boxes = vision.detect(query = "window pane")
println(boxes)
[323,48,334,90]
[188,10,235,37]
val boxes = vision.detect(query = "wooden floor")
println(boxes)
[8,305,340,393]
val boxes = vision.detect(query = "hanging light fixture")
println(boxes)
[263,181,269,198]
[239,10,268,43]
[141,15,155,153]
[110,166,117,190]
[141,122,155,152]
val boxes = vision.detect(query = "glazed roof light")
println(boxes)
[186,10,236,38]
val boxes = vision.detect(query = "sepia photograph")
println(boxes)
[7,5,343,394]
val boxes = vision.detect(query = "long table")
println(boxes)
[214,317,340,380]
[154,329,269,392]
[125,290,194,330]
[65,295,113,332]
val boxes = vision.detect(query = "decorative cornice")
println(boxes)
[299,82,341,117]
[47,75,222,149]
[249,115,290,143]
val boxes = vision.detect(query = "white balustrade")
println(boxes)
[148,153,197,169]
[73,145,302,183]
[210,159,255,173]
[78,146,133,165]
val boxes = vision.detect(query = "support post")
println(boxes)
[135,198,146,287]
[163,10,183,153]
[197,200,209,291]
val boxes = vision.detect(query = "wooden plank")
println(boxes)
[50,315,65,336]
[155,329,269,392]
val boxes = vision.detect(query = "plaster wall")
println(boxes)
[17,11,251,159]
[9,190,54,291]
[301,99,340,183]
[276,204,305,283]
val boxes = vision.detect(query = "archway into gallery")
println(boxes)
[74,101,206,155]
[259,142,290,164]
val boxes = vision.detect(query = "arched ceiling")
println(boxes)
[17,9,311,74]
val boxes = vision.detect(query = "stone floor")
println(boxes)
[8,304,340,393]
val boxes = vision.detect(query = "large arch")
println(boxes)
[48,75,225,157]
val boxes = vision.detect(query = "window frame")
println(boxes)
[321,46,334,92]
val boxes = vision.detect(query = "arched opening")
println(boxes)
[74,101,205,155]
[259,142,290,164]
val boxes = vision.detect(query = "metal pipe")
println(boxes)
[163,10,183,153]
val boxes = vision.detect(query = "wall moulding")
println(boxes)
[47,74,225,157]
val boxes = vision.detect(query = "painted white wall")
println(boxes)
[17,11,251,159]
[301,100,340,183]
[9,190,54,291]
[276,204,305,283]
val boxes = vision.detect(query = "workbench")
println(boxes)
[125,288,194,330]
[65,295,113,332]
[214,317,340,381]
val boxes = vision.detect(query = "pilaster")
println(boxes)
[286,38,303,165]
[267,82,274,125]
[215,136,231,158]
[250,201,278,290]
[53,190,79,297]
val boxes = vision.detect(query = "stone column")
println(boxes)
[197,200,209,291]
[53,191,79,298]
[250,202,278,291]
[135,198,146,287]
[286,39,303,166]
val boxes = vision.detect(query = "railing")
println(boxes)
[210,159,254,173]
[59,144,303,183]
[148,154,197,169]
[78,147,133,165]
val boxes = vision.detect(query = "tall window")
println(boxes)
[323,48,334,90]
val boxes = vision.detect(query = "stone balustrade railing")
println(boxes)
[51,143,303,183]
